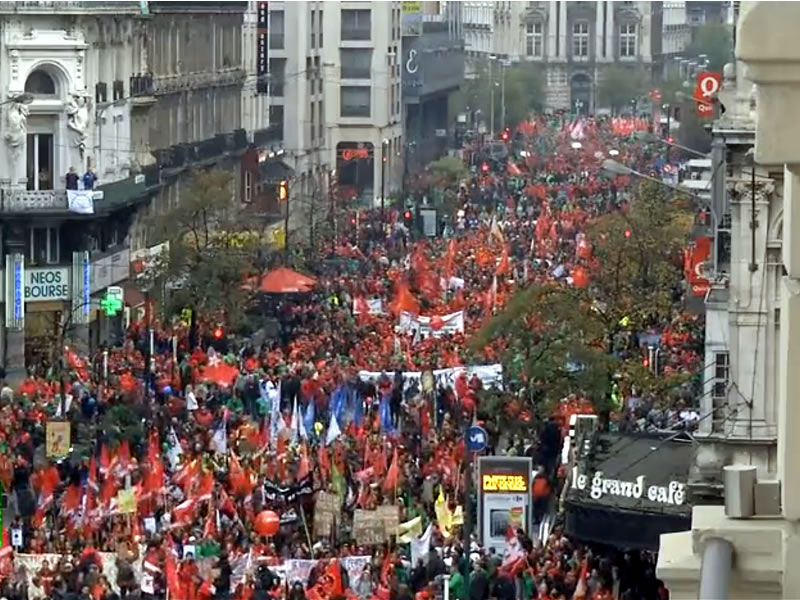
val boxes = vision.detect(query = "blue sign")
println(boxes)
[13,259,23,321]
[82,257,91,315]
[466,425,488,452]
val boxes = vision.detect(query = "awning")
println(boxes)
[258,267,316,293]
[258,159,294,184]
[565,432,695,550]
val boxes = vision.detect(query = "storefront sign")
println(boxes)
[482,474,527,493]
[570,467,686,506]
[341,148,370,161]
[91,247,131,294]
[25,267,70,301]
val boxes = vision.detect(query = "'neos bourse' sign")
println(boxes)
[571,467,686,506]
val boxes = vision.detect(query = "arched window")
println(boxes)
[25,70,56,95]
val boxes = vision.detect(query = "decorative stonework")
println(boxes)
[728,179,776,205]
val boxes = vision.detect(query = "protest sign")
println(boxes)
[377,504,400,537]
[313,491,339,537]
[353,509,385,545]
[46,421,71,458]
[358,364,503,392]
[398,310,465,338]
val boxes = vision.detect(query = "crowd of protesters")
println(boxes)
[0,117,689,600]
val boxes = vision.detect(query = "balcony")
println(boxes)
[254,125,283,148]
[0,0,143,12]
[1,189,67,213]
[341,27,371,41]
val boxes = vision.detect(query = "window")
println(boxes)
[711,352,730,432]
[619,23,637,58]
[341,48,372,79]
[572,21,589,58]
[526,22,543,57]
[26,133,54,191]
[270,11,285,49]
[318,100,324,139]
[319,11,324,47]
[341,9,371,41]
[27,226,60,265]
[340,86,370,117]
[310,101,316,141]
[25,70,56,95]
[269,105,284,137]
[269,58,286,97]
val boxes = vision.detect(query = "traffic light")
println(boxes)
[624,229,632,239]
[403,209,413,227]
[213,327,224,340]
[278,180,288,202]
[500,128,509,141]
[481,162,490,173]
[667,136,675,144]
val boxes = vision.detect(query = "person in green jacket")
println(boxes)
[448,561,466,600]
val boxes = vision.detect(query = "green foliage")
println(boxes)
[471,182,692,411]
[149,169,269,328]
[686,23,734,71]
[450,60,545,129]
[427,156,468,189]
[100,404,144,446]
[596,65,649,114]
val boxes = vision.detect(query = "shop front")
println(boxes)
[565,433,694,550]
[336,142,375,206]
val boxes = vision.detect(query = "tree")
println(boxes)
[596,65,649,114]
[471,182,694,418]
[150,169,270,329]
[686,23,733,71]
[427,156,468,189]
[450,59,545,130]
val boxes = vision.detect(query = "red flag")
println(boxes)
[229,453,253,497]
[389,281,420,316]
[297,444,311,481]
[495,245,510,276]
[382,448,399,494]
[326,560,344,596]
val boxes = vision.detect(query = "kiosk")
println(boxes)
[477,456,533,553]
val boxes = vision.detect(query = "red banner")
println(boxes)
[695,72,721,118]
[685,236,711,296]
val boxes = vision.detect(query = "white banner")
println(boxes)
[67,189,95,214]
[13,550,143,594]
[358,364,503,392]
[398,310,465,338]
[353,297,384,315]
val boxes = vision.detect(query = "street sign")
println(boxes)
[466,425,488,452]
[694,72,721,118]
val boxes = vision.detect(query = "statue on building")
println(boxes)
[4,99,29,151]
[66,93,90,152]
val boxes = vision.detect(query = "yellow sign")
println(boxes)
[46,421,71,458]
[402,1,421,14]
[117,488,137,514]
[482,474,528,493]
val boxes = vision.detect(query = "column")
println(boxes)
[547,1,557,59]
[71,251,91,354]
[605,0,614,59]
[558,0,567,60]
[594,0,604,60]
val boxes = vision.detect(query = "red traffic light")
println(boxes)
[212,327,224,339]
[481,162,489,172]
[501,131,509,141]
[624,229,632,238]
[404,210,412,220]
[643,358,650,368]
[667,137,675,143]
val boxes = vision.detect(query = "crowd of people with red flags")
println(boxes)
[0,116,690,600]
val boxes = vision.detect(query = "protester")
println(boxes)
[0,117,686,600]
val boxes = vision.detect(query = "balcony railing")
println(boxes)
[1,189,67,212]
[0,0,141,12]
[341,27,371,41]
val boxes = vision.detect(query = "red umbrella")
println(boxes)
[259,267,316,293]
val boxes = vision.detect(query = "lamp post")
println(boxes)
[381,138,388,225]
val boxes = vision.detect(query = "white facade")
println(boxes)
[462,0,656,111]
[267,0,403,210]
[0,5,142,202]
[662,1,691,58]
[242,0,271,138]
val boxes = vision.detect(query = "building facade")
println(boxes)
[462,0,660,112]
[0,1,153,375]
[266,0,404,213]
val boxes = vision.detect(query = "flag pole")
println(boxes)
[300,504,313,550]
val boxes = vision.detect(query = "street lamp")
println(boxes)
[1,93,33,106]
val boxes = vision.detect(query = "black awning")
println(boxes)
[258,160,294,184]
[565,432,695,549]
[565,501,690,551]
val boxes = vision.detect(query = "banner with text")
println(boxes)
[398,310,465,338]
[358,364,503,392]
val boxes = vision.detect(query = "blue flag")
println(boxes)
[380,393,395,434]
[303,398,316,438]
[352,390,363,427]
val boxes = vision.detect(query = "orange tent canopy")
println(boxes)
[259,267,317,293]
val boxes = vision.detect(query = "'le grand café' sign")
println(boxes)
[570,466,687,506]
